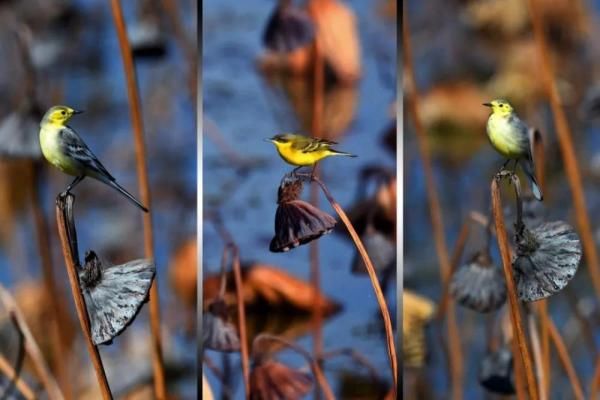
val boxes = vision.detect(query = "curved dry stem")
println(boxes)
[253,333,335,400]
[537,300,551,396]
[55,195,111,400]
[0,285,64,400]
[526,0,600,299]
[320,348,380,383]
[0,353,35,400]
[547,318,584,400]
[108,1,165,398]
[160,0,197,101]
[202,355,235,399]
[403,6,462,397]
[591,356,600,398]
[304,174,397,392]
[231,245,250,398]
[490,178,538,400]
[218,244,234,299]
[436,219,470,320]
[527,309,546,399]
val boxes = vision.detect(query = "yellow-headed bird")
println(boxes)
[266,133,356,173]
[39,105,148,212]
[483,99,543,201]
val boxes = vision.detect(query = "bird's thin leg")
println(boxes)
[502,159,510,170]
[310,162,319,180]
[512,159,518,173]
[292,166,302,176]
[61,176,84,197]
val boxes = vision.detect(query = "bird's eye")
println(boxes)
[499,104,503,108]
[61,111,66,115]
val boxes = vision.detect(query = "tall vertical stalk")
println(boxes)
[160,0,197,101]
[231,245,250,398]
[531,127,551,395]
[490,175,538,400]
[403,7,463,398]
[436,220,469,319]
[108,1,165,398]
[309,28,325,400]
[528,311,546,399]
[548,318,584,400]
[591,356,600,398]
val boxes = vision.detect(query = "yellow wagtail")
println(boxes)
[265,133,357,174]
[39,105,148,212]
[483,99,543,201]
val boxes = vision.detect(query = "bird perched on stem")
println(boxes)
[39,105,148,212]
[483,99,543,201]
[265,133,356,175]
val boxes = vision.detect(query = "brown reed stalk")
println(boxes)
[536,300,550,395]
[591,356,600,398]
[403,8,462,398]
[490,175,538,400]
[528,310,546,399]
[231,245,250,398]
[309,181,323,400]
[511,332,527,400]
[436,220,469,320]
[309,30,325,400]
[204,119,249,167]
[160,0,197,100]
[55,195,111,399]
[29,161,70,399]
[108,1,166,398]
[305,174,397,392]
[0,353,35,400]
[564,287,598,358]
[320,348,380,383]
[0,286,64,400]
[526,0,600,299]
[531,126,551,395]
[253,333,335,400]
[547,318,584,399]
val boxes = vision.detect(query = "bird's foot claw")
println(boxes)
[494,169,515,181]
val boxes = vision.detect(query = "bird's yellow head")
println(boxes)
[483,99,514,116]
[266,133,295,149]
[42,106,83,126]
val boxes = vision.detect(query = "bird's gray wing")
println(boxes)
[509,115,531,149]
[292,137,337,153]
[59,126,115,180]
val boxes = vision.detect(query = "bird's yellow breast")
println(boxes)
[274,143,330,166]
[40,125,80,176]
[486,114,526,159]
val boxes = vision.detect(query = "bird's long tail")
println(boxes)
[329,149,357,157]
[521,156,543,201]
[106,179,149,212]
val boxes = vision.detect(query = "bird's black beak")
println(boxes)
[72,110,84,115]
[263,138,274,143]
[482,103,492,107]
